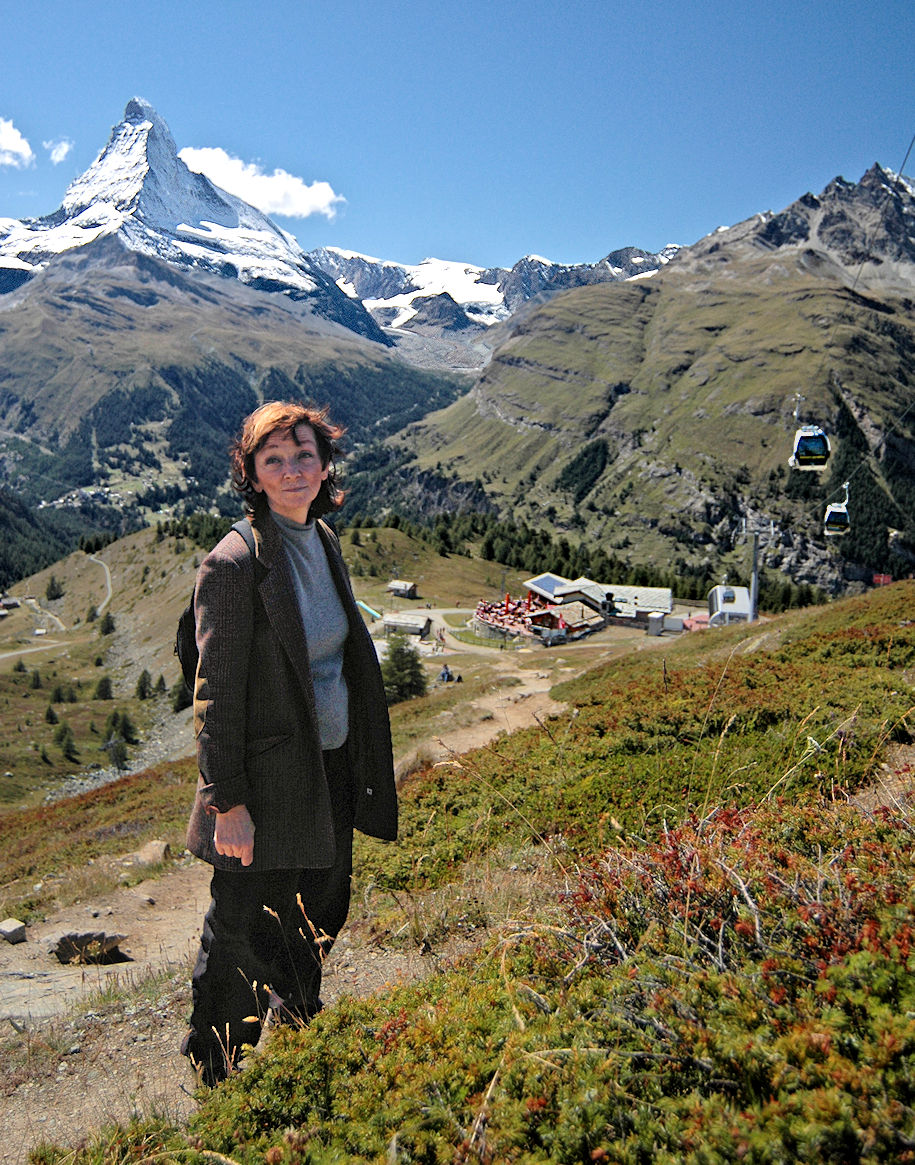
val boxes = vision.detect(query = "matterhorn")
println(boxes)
[0,98,384,340]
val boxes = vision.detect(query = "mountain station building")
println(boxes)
[472,572,677,645]
[382,612,431,638]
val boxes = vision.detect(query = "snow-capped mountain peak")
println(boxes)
[307,242,681,335]
[61,97,184,221]
[0,98,680,360]
[0,100,387,342]
[2,97,312,281]
[307,247,509,329]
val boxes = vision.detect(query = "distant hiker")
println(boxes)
[438,663,453,682]
[180,401,397,1087]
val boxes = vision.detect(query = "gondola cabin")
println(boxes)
[824,481,851,537]
[824,502,850,537]
[789,425,831,471]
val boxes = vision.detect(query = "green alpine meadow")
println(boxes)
[12,577,915,1163]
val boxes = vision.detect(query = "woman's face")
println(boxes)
[251,424,328,522]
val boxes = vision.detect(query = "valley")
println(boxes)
[3,99,913,605]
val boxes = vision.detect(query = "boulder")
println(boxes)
[130,839,171,866]
[1,917,27,944]
[47,931,128,964]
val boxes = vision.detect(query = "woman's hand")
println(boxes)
[214,804,255,866]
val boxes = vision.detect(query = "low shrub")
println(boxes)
[21,581,915,1163]
[176,799,915,1164]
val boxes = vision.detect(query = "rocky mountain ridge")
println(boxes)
[681,163,915,281]
[306,243,681,342]
[369,163,915,594]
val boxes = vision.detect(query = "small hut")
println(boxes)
[387,579,418,599]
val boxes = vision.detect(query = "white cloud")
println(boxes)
[43,138,73,165]
[0,117,35,168]
[179,146,344,219]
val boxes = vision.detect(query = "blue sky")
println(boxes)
[1,0,913,269]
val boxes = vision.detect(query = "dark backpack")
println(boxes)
[174,520,256,691]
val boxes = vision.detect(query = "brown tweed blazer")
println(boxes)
[185,509,397,871]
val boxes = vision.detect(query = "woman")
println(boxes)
[180,401,397,1086]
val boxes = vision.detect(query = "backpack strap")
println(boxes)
[231,518,256,558]
[175,519,259,692]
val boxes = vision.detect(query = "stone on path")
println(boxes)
[47,931,129,964]
[1,918,26,944]
[128,840,171,866]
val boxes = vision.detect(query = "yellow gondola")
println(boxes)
[789,424,831,471]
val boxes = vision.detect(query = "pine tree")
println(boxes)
[380,634,427,705]
[172,680,192,713]
[107,738,128,769]
[55,722,78,761]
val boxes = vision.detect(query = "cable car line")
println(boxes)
[786,129,915,550]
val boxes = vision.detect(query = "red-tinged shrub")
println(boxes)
[565,799,915,995]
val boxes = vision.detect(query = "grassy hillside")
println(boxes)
[0,520,532,809]
[7,580,915,1162]
[384,256,915,593]
[0,248,469,584]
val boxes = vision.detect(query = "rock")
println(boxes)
[47,932,129,964]
[130,840,171,866]
[1,917,27,944]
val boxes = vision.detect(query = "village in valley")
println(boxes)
[379,570,752,649]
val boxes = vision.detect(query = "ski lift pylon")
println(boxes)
[824,481,851,538]
[789,424,831,471]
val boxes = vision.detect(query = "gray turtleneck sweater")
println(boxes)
[271,512,349,750]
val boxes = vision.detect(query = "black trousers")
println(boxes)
[182,749,354,1083]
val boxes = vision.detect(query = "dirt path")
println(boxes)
[0,662,569,1164]
[1,863,210,1160]
[403,668,568,773]
[0,861,459,1163]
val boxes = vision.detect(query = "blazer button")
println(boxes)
[366,786,373,796]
